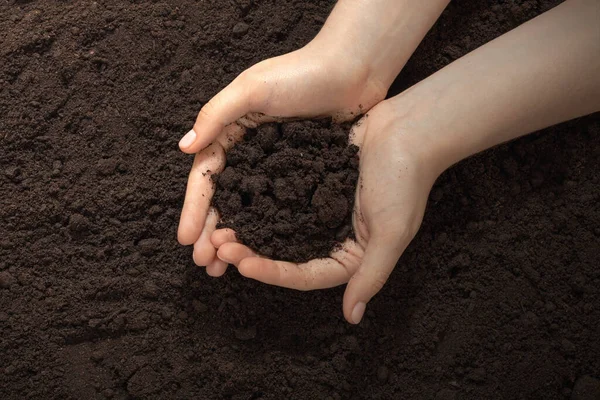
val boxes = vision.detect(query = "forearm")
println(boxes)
[309,0,450,89]
[394,0,600,176]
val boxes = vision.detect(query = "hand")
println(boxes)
[211,100,440,324]
[177,45,388,277]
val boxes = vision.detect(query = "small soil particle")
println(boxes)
[192,300,208,313]
[377,365,389,383]
[68,213,91,237]
[138,238,161,256]
[232,22,249,37]
[235,326,257,341]
[96,158,119,176]
[0,271,16,289]
[142,281,160,299]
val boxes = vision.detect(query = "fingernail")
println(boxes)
[351,302,366,324]
[179,129,197,148]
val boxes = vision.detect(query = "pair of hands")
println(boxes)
[177,46,437,324]
[179,0,600,324]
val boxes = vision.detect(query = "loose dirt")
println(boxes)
[213,121,358,262]
[0,1,598,399]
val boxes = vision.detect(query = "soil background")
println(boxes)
[1,1,598,399]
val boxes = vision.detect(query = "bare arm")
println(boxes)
[311,0,451,90]
[392,0,600,177]
[216,0,600,324]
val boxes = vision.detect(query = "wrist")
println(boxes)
[297,41,388,115]
[310,0,450,89]
[376,89,459,180]
[365,98,448,186]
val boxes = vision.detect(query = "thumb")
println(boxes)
[179,74,260,154]
[342,229,409,324]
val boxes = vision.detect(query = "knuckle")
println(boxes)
[353,268,390,295]
[197,101,217,125]
[370,271,390,293]
[379,222,419,249]
[241,71,269,109]
[192,252,203,267]
[194,250,212,267]
[297,275,314,292]
[237,69,255,84]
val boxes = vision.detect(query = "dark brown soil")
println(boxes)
[1,1,598,400]
[212,121,358,262]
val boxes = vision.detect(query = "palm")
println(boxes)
[234,49,386,125]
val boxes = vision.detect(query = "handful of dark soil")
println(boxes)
[212,120,359,263]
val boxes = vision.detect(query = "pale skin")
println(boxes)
[178,0,600,324]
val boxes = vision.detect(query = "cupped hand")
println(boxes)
[177,45,388,276]
[211,100,440,324]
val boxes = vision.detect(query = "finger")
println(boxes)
[237,255,352,291]
[342,230,409,324]
[217,242,258,266]
[237,112,280,129]
[206,258,228,277]
[211,228,237,248]
[177,142,225,245]
[348,113,370,147]
[214,123,245,151]
[330,239,364,273]
[192,208,219,266]
[179,74,259,153]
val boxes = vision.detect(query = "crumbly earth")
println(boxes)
[1,1,599,399]
[212,121,358,263]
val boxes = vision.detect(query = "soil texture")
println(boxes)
[1,1,599,400]
[212,121,358,262]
